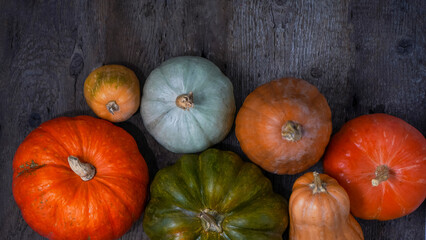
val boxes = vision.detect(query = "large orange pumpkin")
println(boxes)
[235,78,332,174]
[12,116,149,240]
[323,113,426,220]
[84,65,140,122]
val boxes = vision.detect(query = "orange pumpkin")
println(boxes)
[235,78,332,174]
[289,172,364,240]
[12,116,149,240]
[84,65,140,122]
[323,113,426,220]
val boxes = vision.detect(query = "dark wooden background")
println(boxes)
[1,0,425,239]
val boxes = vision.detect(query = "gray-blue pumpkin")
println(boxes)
[141,56,236,153]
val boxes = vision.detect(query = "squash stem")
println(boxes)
[176,92,194,110]
[371,165,389,187]
[198,209,223,233]
[281,121,303,141]
[68,156,96,181]
[310,172,326,194]
[106,100,120,115]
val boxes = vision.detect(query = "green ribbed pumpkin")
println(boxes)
[143,149,289,240]
[140,56,236,153]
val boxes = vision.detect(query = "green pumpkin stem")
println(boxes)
[198,209,223,233]
[106,100,120,115]
[176,92,194,110]
[310,172,327,194]
[68,156,96,181]
[371,165,389,187]
[281,121,303,141]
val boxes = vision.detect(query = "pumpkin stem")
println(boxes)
[371,165,389,187]
[68,156,96,181]
[106,100,120,115]
[310,172,327,194]
[198,209,223,233]
[281,121,303,141]
[176,92,194,110]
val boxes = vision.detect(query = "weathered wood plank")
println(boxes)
[347,0,425,131]
[0,0,424,239]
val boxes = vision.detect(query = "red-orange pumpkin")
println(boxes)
[323,113,426,220]
[12,116,149,240]
[235,78,332,174]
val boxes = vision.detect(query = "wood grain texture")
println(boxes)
[0,0,424,239]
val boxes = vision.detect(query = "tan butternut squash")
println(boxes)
[289,172,364,240]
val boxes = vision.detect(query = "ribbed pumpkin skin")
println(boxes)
[84,65,140,122]
[141,56,236,153]
[323,114,426,220]
[12,116,149,240]
[235,78,332,174]
[143,149,289,240]
[289,172,364,240]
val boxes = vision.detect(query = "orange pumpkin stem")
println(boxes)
[371,165,389,187]
[106,100,120,115]
[310,172,327,194]
[68,156,96,181]
[198,209,223,233]
[281,121,303,142]
[176,92,194,110]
